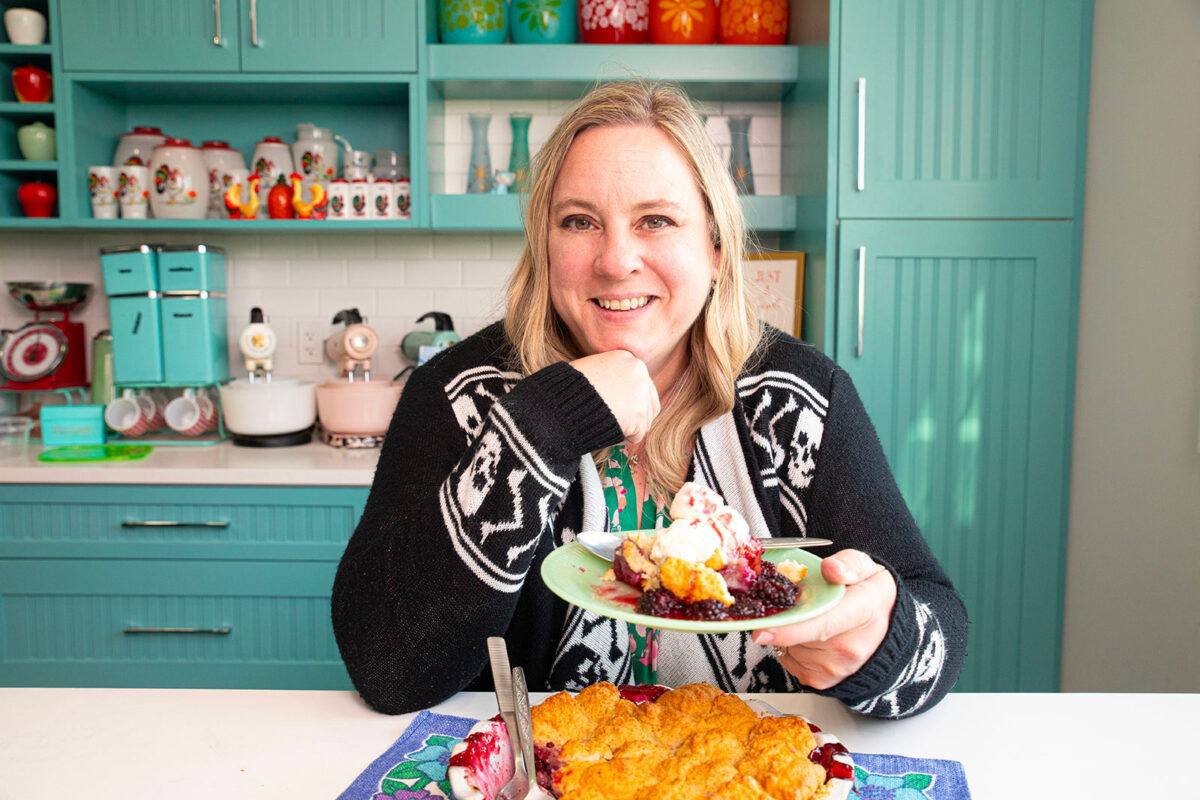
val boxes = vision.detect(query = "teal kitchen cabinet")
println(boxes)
[57,0,417,73]
[835,219,1078,692]
[0,484,368,688]
[836,0,1089,219]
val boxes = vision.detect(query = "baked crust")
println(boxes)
[531,683,830,800]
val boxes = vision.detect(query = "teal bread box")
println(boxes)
[39,405,107,445]
[161,294,228,384]
[108,294,164,384]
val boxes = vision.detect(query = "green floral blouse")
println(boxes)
[598,445,668,684]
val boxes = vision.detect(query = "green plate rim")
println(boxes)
[37,444,154,463]
[540,541,845,634]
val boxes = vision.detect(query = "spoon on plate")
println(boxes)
[575,530,834,562]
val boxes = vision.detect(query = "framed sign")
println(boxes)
[743,252,805,338]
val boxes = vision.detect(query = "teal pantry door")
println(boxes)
[58,0,241,72]
[837,0,1087,219]
[238,0,418,73]
[835,219,1076,692]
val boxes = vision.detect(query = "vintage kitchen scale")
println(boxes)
[1,282,91,397]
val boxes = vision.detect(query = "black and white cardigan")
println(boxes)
[332,322,967,718]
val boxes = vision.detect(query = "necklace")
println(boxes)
[628,451,639,465]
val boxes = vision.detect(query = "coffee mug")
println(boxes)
[165,388,217,436]
[4,8,46,44]
[104,389,160,436]
[118,165,150,219]
[87,166,119,219]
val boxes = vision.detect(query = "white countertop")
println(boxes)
[0,440,379,486]
[0,687,1191,799]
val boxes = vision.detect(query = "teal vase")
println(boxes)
[508,113,532,193]
[467,114,494,194]
[439,0,507,43]
[728,115,755,195]
[511,0,577,43]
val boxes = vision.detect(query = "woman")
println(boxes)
[332,81,966,718]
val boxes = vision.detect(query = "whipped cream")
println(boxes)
[661,482,754,565]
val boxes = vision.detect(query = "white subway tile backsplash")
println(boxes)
[262,287,321,316]
[433,234,490,259]
[405,259,461,288]
[462,260,514,288]
[376,234,434,259]
[256,234,320,259]
[378,288,437,316]
[289,260,348,289]
[490,234,526,260]
[318,234,375,259]
[346,259,406,288]
[432,287,506,322]
[318,288,377,320]
[231,258,290,288]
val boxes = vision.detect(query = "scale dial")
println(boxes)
[1,322,68,382]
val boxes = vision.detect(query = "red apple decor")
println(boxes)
[18,181,56,217]
[12,65,51,103]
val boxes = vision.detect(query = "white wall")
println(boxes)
[1061,0,1200,691]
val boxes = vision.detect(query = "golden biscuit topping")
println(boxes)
[530,683,830,800]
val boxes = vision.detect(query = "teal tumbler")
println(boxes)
[510,0,577,43]
[439,0,508,43]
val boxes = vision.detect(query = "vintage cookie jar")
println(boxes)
[112,126,168,167]
[148,138,209,220]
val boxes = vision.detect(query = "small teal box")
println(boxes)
[100,244,159,295]
[39,405,107,445]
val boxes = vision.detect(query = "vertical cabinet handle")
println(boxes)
[121,520,231,528]
[856,78,867,191]
[212,0,223,46]
[250,0,261,46]
[855,246,866,357]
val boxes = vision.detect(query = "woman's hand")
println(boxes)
[753,549,897,689]
[570,350,661,443]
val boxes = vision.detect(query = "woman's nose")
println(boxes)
[593,228,641,279]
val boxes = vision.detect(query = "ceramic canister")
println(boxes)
[327,179,350,219]
[201,140,247,219]
[370,179,394,219]
[292,123,337,181]
[250,136,294,192]
[148,138,209,220]
[112,126,167,168]
[349,179,370,219]
[394,178,411,220]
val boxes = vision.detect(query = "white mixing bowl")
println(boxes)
[218,378,317,436]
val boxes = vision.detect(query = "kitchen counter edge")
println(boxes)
[0,441,379,486]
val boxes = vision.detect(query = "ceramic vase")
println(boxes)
[466,114,494,194]
[650,0,716,43]
[508,113,532,193]
[511,0,577,43]
[728,115,755,195]
[718,0,787,44]
[579,0,649,43]
[439,0,507,43]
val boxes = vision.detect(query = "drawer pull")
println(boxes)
[122,520,231,528]
[124,627,232,635]
[856,77,867,191]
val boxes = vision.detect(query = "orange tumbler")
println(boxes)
[718,0,787,45]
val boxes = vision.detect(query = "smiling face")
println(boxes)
[547,124,719,392]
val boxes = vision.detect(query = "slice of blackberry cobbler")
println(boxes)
[605,483,807,621]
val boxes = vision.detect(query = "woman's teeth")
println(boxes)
[597,296,649,311]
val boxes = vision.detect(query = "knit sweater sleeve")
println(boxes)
[331,348,623,714]
[803,367,968,718]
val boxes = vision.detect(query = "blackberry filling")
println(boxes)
[635,561,800,620]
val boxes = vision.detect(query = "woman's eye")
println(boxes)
[644,216,673,229]
[563,216,593,231]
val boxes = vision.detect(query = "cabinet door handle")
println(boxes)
[856,78,867,191]
[212,0,224,46]
[121,520,231,528]
[856,246,866,357]
[124,627,232,635]
[250,0,261,46]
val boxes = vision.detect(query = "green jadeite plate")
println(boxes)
[38,444,153,463]
[541,541,845,634]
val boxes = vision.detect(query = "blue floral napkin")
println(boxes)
[337,711,973,800]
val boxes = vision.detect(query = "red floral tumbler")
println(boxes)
[579,0,649,43]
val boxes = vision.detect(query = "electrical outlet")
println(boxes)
[297,320,325,365]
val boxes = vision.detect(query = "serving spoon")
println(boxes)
[576,530,833,562]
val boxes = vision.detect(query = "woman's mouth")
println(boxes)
[594,296,651,311]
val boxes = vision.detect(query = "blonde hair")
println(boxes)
[504,80,762,496]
